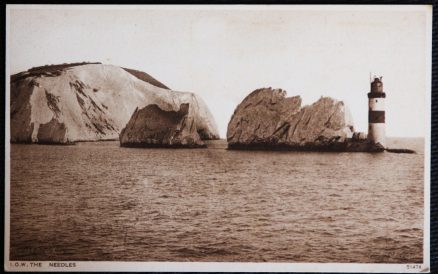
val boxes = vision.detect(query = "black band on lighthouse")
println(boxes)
[368,92,386,99]
[369,110,385,123]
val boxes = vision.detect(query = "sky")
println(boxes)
[7,5,431,138]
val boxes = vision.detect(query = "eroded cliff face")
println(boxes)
[120,103,205,148]
[10,63,219,144]
[227,88,356,150]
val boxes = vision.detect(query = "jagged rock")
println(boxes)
[10,63,219,144]
[227,87,370,151]
[120,103,205,148]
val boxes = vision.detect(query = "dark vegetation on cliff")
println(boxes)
[11,62,169,90]
[11,62,102,83]
[122,67,170,89]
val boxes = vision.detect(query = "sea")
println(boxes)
[8,138,425,263]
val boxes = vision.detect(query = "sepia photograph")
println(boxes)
[4,4,431,272]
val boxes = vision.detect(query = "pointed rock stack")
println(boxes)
[227,88,355,151]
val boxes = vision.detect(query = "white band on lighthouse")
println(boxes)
[369,98,385,111]
[368,123,385,147]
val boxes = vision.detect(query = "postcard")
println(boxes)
[4,4,431,272]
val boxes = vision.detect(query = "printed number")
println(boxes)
[406,264,421,270]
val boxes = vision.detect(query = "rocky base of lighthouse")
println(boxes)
[343,139,386,152]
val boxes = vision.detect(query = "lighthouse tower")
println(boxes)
[367,76,386,147]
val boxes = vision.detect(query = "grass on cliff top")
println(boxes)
[121,67,170,90]
[11,62,170,90]
[11,62,102,83]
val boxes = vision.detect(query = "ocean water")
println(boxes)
[9,138,424,263]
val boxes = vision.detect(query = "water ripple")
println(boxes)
[9,138,424,263]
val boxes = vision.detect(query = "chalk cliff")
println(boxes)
[10,63,219,144]
[227,87,383,152]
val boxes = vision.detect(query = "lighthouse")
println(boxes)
[367,76,386,147]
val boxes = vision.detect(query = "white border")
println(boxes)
[2,262,432,272]
[4,4,432,273]
[5,4,433,11]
